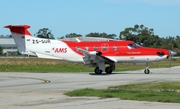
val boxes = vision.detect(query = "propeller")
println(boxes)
[169,50,177,68]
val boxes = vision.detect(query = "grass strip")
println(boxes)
[0,58,179,72]
[66,82,180,103]
[109,82,180,90]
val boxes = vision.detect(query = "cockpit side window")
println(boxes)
[127,43,140,49]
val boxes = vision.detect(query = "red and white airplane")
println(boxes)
[4,25,177,74]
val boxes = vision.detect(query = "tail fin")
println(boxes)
[4,25,35,55]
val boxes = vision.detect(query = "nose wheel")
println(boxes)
[144,69,150,74]
[144,63,150,74]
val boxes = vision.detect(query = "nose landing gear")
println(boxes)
[144,63,150,74]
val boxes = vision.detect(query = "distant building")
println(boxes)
[0,38,17,53]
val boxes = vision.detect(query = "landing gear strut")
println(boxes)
[144,63,150,74]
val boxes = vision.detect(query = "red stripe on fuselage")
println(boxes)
[62,40,169,57]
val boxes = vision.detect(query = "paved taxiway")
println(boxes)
[0,66,180,109]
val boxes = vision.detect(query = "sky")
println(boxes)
[0,0,180,39]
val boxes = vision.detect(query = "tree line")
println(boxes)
[0,24,180,55]
[119,24,180,54]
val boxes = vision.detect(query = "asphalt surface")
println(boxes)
[0,66,180,109]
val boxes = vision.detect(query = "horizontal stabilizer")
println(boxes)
[4,25,31,36]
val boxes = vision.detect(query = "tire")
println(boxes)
[144,69,150,74]
[94,67,102,74]
[105,66,112,74]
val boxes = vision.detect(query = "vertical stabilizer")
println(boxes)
[4,25,34,55]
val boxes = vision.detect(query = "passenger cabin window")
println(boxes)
[94,46,98,51]
[103,45,107,51]
[113,46,117,51]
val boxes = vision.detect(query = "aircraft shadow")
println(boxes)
[89,72,142,76]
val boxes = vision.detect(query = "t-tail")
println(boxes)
[4,25,36,56]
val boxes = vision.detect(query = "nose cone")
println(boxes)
[169,50,177,56]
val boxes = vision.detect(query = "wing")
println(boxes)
[77,48,115,66]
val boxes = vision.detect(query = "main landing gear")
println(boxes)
[144,63,150,74]
[105,66,113,74]
[94,62,150,74]
[94,67,103,74]
[94,66,114,74]
[94,62,115,74]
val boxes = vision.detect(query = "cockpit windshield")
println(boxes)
[127,43,141,49]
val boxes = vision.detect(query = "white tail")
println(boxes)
[4,24,83,60]
[4,25,36,56]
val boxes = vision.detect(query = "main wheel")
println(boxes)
[94,67,102,74]
[105,66,112,74]
[144,69,150,74]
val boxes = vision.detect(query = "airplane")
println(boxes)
[4,25,177,74]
